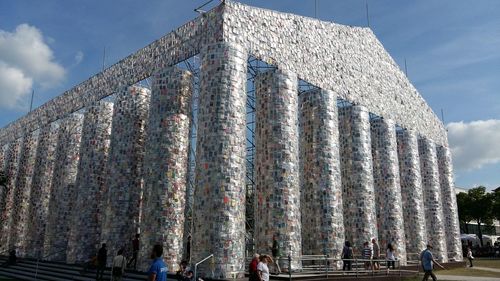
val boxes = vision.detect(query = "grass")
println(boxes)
[436,267,500,277]
[473,258,500,269]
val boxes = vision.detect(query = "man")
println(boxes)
[127,233,140,270]
[420,244,445,281]
[371,238,380,270]
[96,243,107,281]
[148,244,168,281]
[249,253,260,281]
[111,248,127,281]
[362,241,372,270]
[271,235,281,274]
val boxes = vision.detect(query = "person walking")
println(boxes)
[420,244,445,281]
[271,235,281,274]
[372,238,380,270]
[111,249,127,281]
[341,241,353,271]
[96,243,107,281]
[466,247,474,267]
[362,241,372,270]
[257,255,272,281]
[386,243,396,270]
[127,233,140,270]
[148,244,168,281]
[249,254,260,281]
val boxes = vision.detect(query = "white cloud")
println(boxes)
[74,51,84,65]
[0,24,65,109]
[447,119,500,171]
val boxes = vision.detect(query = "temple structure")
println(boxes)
[0,1,462,278]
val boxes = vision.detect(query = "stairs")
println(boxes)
[0,256,175,281]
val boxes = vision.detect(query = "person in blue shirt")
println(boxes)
[420,244,445,281]
[148,244,168,281]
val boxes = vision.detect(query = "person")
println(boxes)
[386,243,396,270]
[148,244,168,281]
[96,243,107,281]
[372,238,380,270]
[176,260,190,280]
[341,241,353,271]
[1,249,17,267]
[111,248,127,281]
[362,241,372,270]
[81,254,98,275]
[271,235,281,274]
[466,247,474,267]
[183,270,194,281]
[420,244,445,281]
[249,254,260,281]
[257,254,272,281]
[127,233,140,270]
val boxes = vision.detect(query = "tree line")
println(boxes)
[457,186,500,246]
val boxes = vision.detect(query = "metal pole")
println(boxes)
[365,1,370,27]
[29,89,34,112]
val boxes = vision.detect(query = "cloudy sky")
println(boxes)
[0,0,499,190]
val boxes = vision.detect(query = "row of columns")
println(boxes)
[0,42,462,278]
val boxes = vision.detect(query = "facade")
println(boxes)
[0,1,462,278]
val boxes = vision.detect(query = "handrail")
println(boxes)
[194,254,214,281]
[35,247,67,280]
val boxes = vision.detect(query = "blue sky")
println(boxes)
[0,0,499,190]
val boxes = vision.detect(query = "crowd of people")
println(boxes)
[341,238,398,271]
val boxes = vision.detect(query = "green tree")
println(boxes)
[456,192,472,234]
[493,187,500,221]
[467,186,494,246]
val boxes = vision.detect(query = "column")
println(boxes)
[254,68,302,271]
[66,101,114,264]
[139,67,192,271]
[192,42,247,278]
[100,85,150,265]
[371,118,406,264]
[10,130,40,256]
[25,122,59,258]
[338,105,378,252]
[0,144,6,215]
[299,89,344,262]
[0,137,22,249]
[437,146,462,261]
[396,129,427,260]
[43,113,84,261]
[418,137,448,262]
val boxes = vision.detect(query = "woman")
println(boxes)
[341,241,353,271]
[386,243,396,270]
[111,248,127,281]
[466,247,474,267]
[249,254,260,281]
[257,255,272,281]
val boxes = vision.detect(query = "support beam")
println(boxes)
[418,137,448,262]
[25,122,59,259]
[43,113,84,261]
[100,85,150,265]
[66,101,114,264]
[10,130,40,256]
[396,129,427,261]
[437,146,462,261]
[371,118,406,264]
[338,105,378,252]
[139,67,193,271]
[255,68,302,271]
[192,42,247,278]
[299,89,344,262]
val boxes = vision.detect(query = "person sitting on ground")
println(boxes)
[111,248,127,281]
[148,244,168,281]
[362,241,372,270]
[249,253,260,281]
[257,254,272,281]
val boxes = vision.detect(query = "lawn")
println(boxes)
[436,267,500,278]
[473,258,500,268]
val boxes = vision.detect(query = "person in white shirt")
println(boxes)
[466,247,474,267]
[386,243,396,269]
[257,254,272,281]
[111,249,127,281]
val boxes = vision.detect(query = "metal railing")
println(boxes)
[35,247,67,280]
[194,254,214,281]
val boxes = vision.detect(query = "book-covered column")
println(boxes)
[66,101,114,264]
[25,122,59,258]
[299,89,344,263]
[192,42,247,278]
[418,137,448,262]
[338,105,378,252]
[139,67,192,271]
[437,145,462,261]
[43,113,84,261]
[396,129,427,261]
[255,68,302,271]
[100,86,150,264]
[10,130,40,256]
[371,118,406,264]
